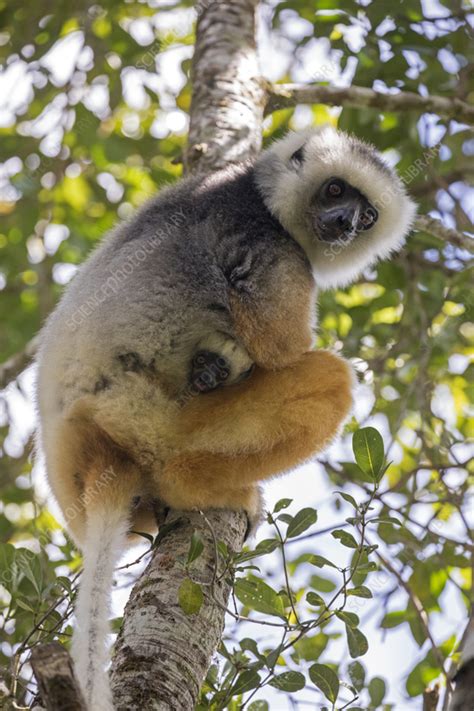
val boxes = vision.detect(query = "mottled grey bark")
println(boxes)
[185,0,267,173]
[30,642,86,711]
[267,82,474,126]
[110,1,264,708]
[110,510,247,709]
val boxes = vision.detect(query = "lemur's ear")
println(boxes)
[290,145,305,169]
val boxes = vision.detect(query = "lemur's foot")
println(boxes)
[190,333,254,392]
[191,351,231,393]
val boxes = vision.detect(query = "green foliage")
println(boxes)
[0,0,472,708]
[186,530,204,566]
[352,427,386,482]
[178,578,204,616]
[308,663,340,703]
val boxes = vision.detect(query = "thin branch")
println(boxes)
[0,336,39,390]
[415,216,473,253]
[423,685,440,711]
[266,83,474,125]
[411,169,474,198]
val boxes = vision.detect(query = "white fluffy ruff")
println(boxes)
[256,126,417,289]
[71,506,130,711]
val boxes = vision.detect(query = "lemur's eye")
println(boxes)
[327,180,345,198]
[358,207,378,230]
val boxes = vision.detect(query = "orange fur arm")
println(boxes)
[229,257,316,369]
[159,350,354,514]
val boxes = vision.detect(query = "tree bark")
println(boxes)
[266,82,474,125]
[448,616,474,711]
[110,510,247,710]
[185,0,266,173]
[110,1,264,707]
[30,642,86,711]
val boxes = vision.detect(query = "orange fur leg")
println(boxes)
[159,350,354,513]
[52,412,144,546]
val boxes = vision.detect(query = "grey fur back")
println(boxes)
[37,160,309,420]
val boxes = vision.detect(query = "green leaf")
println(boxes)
[240,638,261,656]
[310,574,337,593]
[336,491,359,509]
[187,531,204,565]
[348,661,366,691]
[309,663,339,703]
[274,498,292,512]
[229,670,261,695]
[16,550,42,595]
[355,561,377,574]
[332,529,358,548]
[406,654,440,696]
[368,677,386,705]
[286,508,318,538]
[293,553,337,570]
[178,578,203,615]
[292,633,329,663]
[16,598,35,613]
[234,577,286,619]
[352,427,385,481]
[345,626,369,658]
[306,591,325,606]
[265,647,281,668]
[248,702,269,711]
[0,543,17,592]
[269,671,306,692]
[255,539,280,554]
[306,554,337,569]
[336,610,360,627]
[347,586,372,598]
[381,610,406,628]
[371,516,402,526]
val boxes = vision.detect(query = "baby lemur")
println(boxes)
[35,126,416,709]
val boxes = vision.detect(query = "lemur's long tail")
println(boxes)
[71,502,131,711]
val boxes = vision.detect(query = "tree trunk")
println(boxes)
[30,642,86,711]
[109,510,247,710]
[110,1,265,707]
[448,616,474,711]
[185,0,266,173]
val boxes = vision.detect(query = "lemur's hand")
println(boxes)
[190,333,254,393]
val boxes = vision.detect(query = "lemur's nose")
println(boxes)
[317,206,357,241]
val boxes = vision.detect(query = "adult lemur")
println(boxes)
[36,126,416,709]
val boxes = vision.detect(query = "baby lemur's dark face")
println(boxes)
[311,177,378,243]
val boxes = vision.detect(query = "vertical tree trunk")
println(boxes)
[185,0,266,173]
[110,510,247,710]
[448,616,474,711]
[110,1,265,708]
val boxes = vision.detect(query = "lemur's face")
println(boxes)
[310,176,378,244]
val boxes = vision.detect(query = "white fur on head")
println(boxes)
[255,126,417,289]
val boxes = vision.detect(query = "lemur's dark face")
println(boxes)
[310,177,378,243]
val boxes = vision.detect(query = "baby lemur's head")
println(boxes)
[255,126,417,288]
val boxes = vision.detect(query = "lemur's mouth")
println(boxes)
[313,215,358,244]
